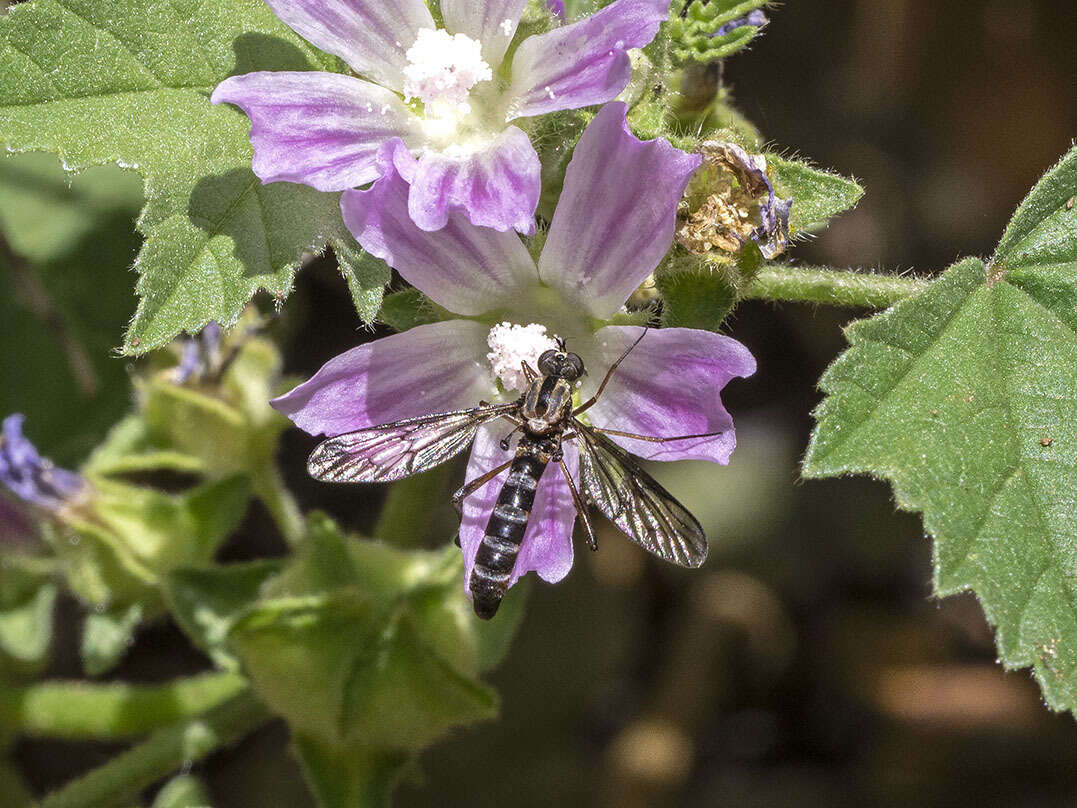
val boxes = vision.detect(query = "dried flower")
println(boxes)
[677,141,791,259]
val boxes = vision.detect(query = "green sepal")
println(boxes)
[333,237,392,325]
[152,775,213,808]
[769,155,865,235]
[81,602,143,677]
[0,563,57,676]
[292,735,411,808]
[669,0,768,65]
[378,289,444,333]
[163,560,283,671]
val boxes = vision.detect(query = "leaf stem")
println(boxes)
[0,672,247,740]
[39,689,271,808]
[742,266,931,308]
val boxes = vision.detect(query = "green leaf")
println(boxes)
[292,735,409,808]
[0,0,348,355]
[769,155,864,235]
[81,602,143,677]
[332,238,392,325]
[804,146,1077,713]
[164,561,283,671]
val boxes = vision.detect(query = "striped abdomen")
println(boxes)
[469,451,548,620]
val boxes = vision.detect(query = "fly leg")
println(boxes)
[451,458,514,513]
[573,328,649,416]
[558,457,596,552]
[589,426,726,444]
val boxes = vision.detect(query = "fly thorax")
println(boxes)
[485,322,560,395]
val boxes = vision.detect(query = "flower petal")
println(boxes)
[408,126,540,234]
[460,426,578,593]
[211,72,422,192]
[504,0,669,119]
[342,141,540,315]
[441,0,529,68]
[580,325,756,463]
[270,320,493,437]
[263,0,434,92]
[538,103,701,318]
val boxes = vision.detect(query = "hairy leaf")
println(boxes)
[0,0,349,354]
[805,147,1077,711]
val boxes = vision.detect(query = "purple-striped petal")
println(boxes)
[211,72,422,192]
[538,103,701,317]
[263,0,434,92]
[341,141,539,315]
[408,126,540,234]
[441,0,529,68]
[270,320,493,437]
[581,326,756,463]
[504,0,669,119]
[460,426,578,591]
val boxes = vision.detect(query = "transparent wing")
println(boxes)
[574,425,707,567]
[308,403,517,484]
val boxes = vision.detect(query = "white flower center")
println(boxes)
[486,322,559,394]
[403,29,492,111]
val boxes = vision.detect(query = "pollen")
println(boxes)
[486,322,559,394]
[403,29,493,110]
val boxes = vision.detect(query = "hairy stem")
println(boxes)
[0,672,247,740]
[40,689,271,808]
[742,266,931,308]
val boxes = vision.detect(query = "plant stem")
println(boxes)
[742,266,931,308]
[0,672,247,740]
[40,689,271,808]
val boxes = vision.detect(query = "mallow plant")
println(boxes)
[0,0,1073,805]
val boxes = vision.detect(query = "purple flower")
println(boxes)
[272,103,755,596]
[713,9,767,37]
[212,0,672,235]
[0,415,86,513]
[547,0,566,18]
[174,321,223,384]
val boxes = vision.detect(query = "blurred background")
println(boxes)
[3,0,1077,805]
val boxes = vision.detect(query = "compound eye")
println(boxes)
[537,350,560,376]
[561,353,585,381]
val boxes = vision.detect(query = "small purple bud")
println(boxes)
[714,9,768,38]
[0,414,87,512]
[547,0,566,19]
[174,321,223,384]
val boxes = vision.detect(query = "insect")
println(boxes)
[306,331,718,619]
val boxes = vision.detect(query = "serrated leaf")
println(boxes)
[332,238,391,325]
[769,155,864,235]
[0,0,347,354]
[804,147,1077,713]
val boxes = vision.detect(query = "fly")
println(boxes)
[306,330,719,619]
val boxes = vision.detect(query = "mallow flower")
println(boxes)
[272,103,756,598]
[212,0,672,234]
